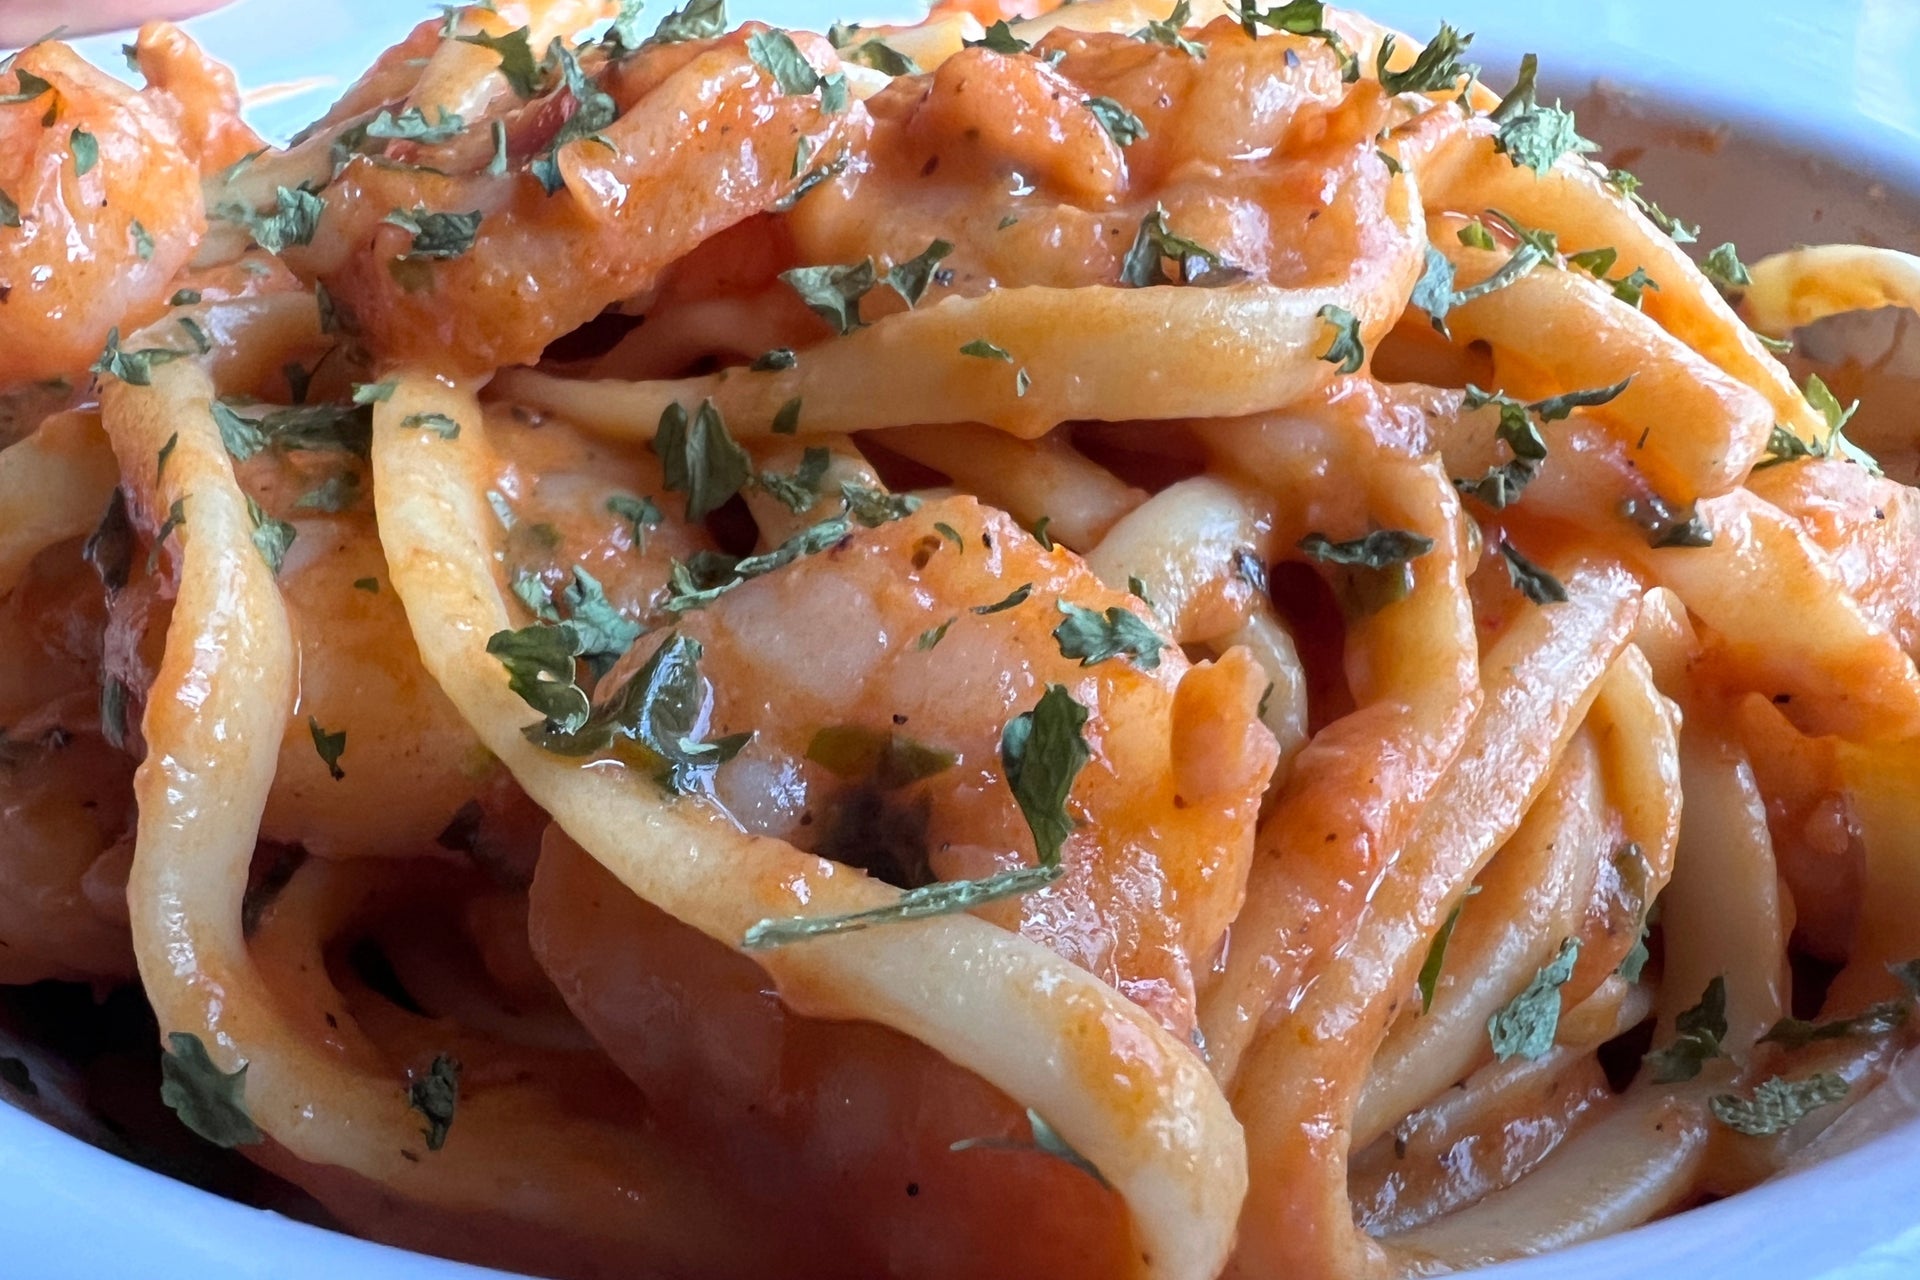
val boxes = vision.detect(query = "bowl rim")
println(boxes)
[9,2,1920,1277]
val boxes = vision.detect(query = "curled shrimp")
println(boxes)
[782,22,1376,298]
[127,22,265,172]
[0,41,207,389]
[296,27,863,372]
[527,488,1275,1278]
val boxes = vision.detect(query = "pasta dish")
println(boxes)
[2,1,1919,1276]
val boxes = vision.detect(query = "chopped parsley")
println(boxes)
[456,27,541,97]
[401,411,461,438]
[530,42,617,194]
[1710,1073,1848,1137]
[1701,242,1752,293]
[384,206,483,260]
[1235,0,1357,78]
[756,445,831,513]
[649,0,726,42]
[843,38,920,75]
[1755,424,1822,470]
[70,128,99,176]
[406,1055,461,1151]
[842,482,919,527]
[1605,167,1699,244]
[147,498,186,574]
[245,496,296,576]
[1497,538,1566,605]
[1621,495,1713,549]
[365,105,465,144]
[886,239,953,307]
[973,583,1033,614]
[780,258,878,334]
[211,400,371,460]
[308,716,346,779]
[524,632,751,791]
[1417,890,1477,1013]
[1134,0,1206,57]
[130,219,154,261]
[1569,246,1661,307]
[771,397,802,435]
[607,492,661,548]
[1316,304,1365,373]
[1297,528,1433,568]
[559,567,643,675]
[916,617,955,650]
[960,338,1012,362]
[1760,1001,1908,1049]
[751,347,797,372]
[1375,24,1474,96]
[0,188,19,229]
[1487,937,1579,1061]
[1454,379,1628,508]
[1121,207,1230,287]
[653,400,753,521]
[1488,53,1596,173]
[743,684,1088,947]
[1052,600,1165,669]
[91,328,184,386]
[217,185,325,255]
[1417,210,1562,335]
[965,20,1031,54]
[747,29,826,97]
[159,1032,262,1148]
[488,621,590,731]
[1645,975,1729,1082]
[1085,96,1147,147]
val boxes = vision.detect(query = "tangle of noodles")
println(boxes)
[1,3,1918,1278]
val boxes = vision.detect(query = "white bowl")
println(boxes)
[24,1,1920,1276]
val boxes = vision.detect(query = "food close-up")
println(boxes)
[0,0,1917,1277]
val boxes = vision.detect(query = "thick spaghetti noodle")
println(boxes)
[0,2,1917,1277]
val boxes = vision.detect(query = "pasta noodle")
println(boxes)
[0,3,1917,1278]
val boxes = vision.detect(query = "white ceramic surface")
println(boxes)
[16,2,1920,1276]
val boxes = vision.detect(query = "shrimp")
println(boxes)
[297,28,863,373]
[526,491,1275,1280]
[781,22,1378,299]
[127,22,265,172]
[0,41,206,389]
[249,400,714,861]
[0,540,135,983]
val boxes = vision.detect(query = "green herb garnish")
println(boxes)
[886,239,953,307]
[308,716,346,779]
[1316,304,1365,373]
[406,1055,461,1151]
[1375,24,1473,96]
[246,496,296,576]
[1710,1073,1848,1137]
[1645,975,1729,1082]
[780,259,878,334]
[1488,937,1579,1061]
[159,1033,262,1148]
[1085,96,1147,146]
[654,399,752,521]
[1052,600,1164,669]
[1488,53,1596,173]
